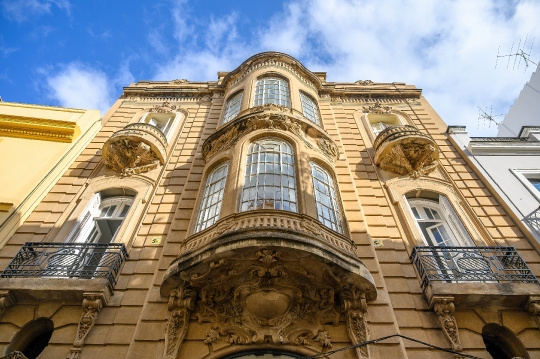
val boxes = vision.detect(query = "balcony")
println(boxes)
[374,125,439,177]
[102,123,168,176]
[0,242,128,302]
[410,246,540,307]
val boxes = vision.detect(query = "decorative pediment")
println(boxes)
[374,125,439,178]
[362,102,392,114]
[150,101,177,113]
[202,111,339,163]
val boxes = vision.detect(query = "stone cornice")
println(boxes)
[468,141,540,155]
[0,114,78,142]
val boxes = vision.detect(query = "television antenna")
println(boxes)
[477,106,503,129]
[496,35,537,71]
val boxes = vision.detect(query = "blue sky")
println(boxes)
[1,0,539,136]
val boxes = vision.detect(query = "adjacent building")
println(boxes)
[1,52,539,359]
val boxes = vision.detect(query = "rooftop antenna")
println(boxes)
[496,35,537,72]
[477,106,503,129]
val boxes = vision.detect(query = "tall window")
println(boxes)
[140,113,174,135]
[310,162,343,233]
[407,195,474,247]
[300,92,321,125]
[371,122,391,137]
[240,138,297,212]
[195,162,229,232]
[222,91,243,124]
[367,114,402,138]
[68,191,135,244]
[253,77,290,107]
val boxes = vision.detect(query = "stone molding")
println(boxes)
[202,110,339,163]
[164,286,197,359]
[102,123,167,176]
[430,296,462,352]
[0,114,78,143]
[526,296,540,328]
[149,100,178,113]
[68,292,105,359]
[341,287,370,359]
[179,210,357,257]
[374,125,439,178]
[0,291,14,318]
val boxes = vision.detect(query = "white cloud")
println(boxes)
[153,0,540,136]
[1,0,70,22]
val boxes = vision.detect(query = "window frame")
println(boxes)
[252,76,291,108]
[222,91,244,125]
[510,168,540,202]
[310,162,344,234]
[299,91,321,125]
[194,161,230,233]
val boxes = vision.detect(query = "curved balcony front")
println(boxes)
[374,125,439,177]
[102,123,168,176]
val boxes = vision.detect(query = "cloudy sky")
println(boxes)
[1,0,539,136]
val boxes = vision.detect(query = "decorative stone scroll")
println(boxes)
[341,286,370,359]
[164,286,197,359]
[431,296,462,352]
[355,80,374,85]
[373,125,439,178]
[526,296,540,328]
[67,293,104,359]
[362,102,392,115]
[202,112,339,163]
[0,291,13,318]
[149,100,177,113]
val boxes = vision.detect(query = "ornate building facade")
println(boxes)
[0,52,540,359]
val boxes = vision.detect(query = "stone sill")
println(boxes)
[424,281,540,308]
[0,277,113,303]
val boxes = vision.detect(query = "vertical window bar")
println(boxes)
[310,162,344,234]
[195,162,230,233]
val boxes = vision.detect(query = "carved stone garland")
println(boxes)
[202,113,339,163]
[164,286,197,359]
[341,286,370,359]
[431,296,462,352]
[165,248,374,358]
[150,100,177,113]
[362,102,392,114]
[68,293,104,359]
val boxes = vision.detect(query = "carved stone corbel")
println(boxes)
[0,290,14,318]
[525,296,540,328]
[430,296,462,352]
[164,286,197,359]
[67,293,105,359]
[340,286,370,359]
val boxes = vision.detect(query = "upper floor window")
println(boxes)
[299,92,321,125]
[195,162,229,233]
[368,114,402,137]
[68,190,135,244]
[140,113,174,136]
[253,77,290,107]
[222,91,243,124]
[240,138,297,212]
[310,162,343,233]
[407,194,474,247]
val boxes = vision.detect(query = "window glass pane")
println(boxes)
[371,122,390,137]
[253,78,290,107]
[240,138,297,213]
[310,162,344,234]
[529,178,540,191]
[222,91,243,124]
[300,92,321,125]
[195,162,230,233]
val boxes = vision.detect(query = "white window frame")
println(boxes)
[195,162,230,233]
[139,112,177,139]
[299,92,321,125]
[222,92,243,124]
[510,168,540,202]
[252,77,291,107]
[310,162,343,234]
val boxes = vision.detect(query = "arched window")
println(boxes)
[299,92,321,125]
[482,324,529,359]
[222,91,243,124]
[68,189,135,244]
[7,318,54,359]
[367,114,402,137]
[407,193,474,247]
[253,77,290,107]
[240,138,297,212]
[310,162,343,233]
[139,112,175,136]
[195,162,229,233]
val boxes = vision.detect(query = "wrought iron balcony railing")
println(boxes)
[410,246,539,291]
[1,242,128,290]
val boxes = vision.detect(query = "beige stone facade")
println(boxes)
[1,52,540,359]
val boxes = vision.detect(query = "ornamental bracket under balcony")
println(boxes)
[374,125,439,178]
[102,123,168,176]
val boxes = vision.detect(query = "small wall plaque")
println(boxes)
[373,239,384,247]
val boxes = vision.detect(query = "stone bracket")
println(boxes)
[0,290,14,318]
[430,296,462,352]
[164,286,197,359]
[525,296,540,328]
[341,286,370,359]
[67,292,106,359]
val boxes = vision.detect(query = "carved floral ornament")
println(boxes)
[355,80,374,85]
[362,102,393,114]
[163,248,373,359]
[202,112,339,163]
[150,100,177,113]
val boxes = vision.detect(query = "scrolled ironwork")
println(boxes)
[1,242,128,290]
[410,246,539,290]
